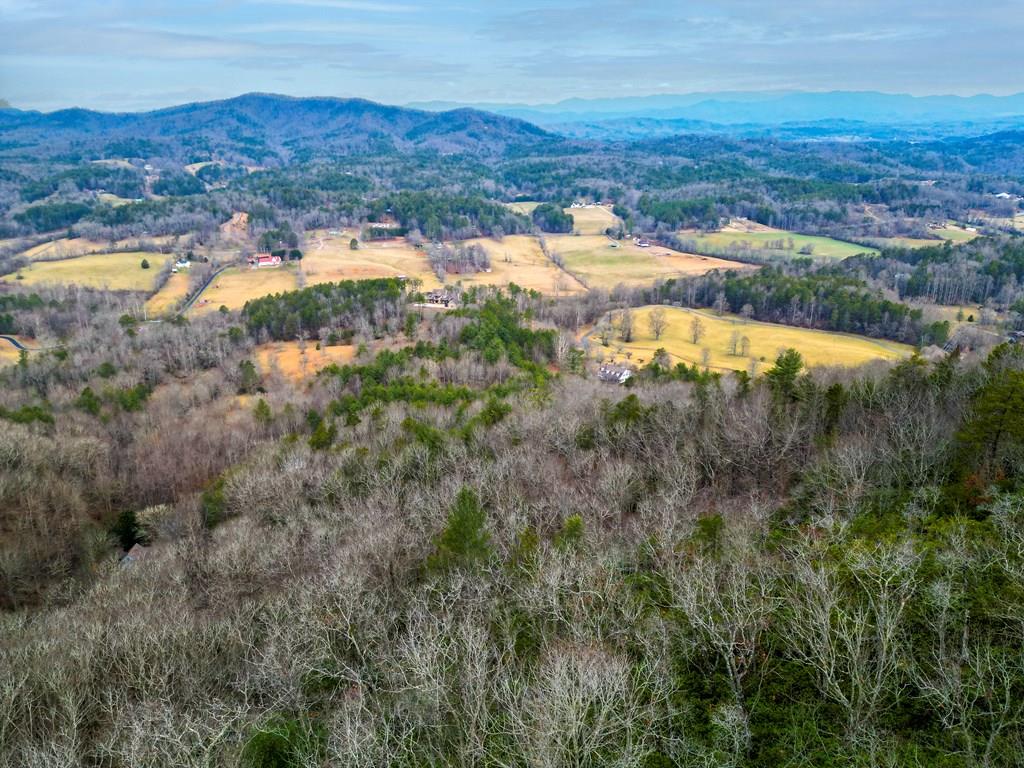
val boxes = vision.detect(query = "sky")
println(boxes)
[1,0,1023,112]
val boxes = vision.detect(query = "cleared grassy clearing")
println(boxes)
[969,211,1024,231]
[505,201,540,215]
[184,161,217,175]
[933,225,979,243]
[913,302,1006,335]
[191,265,299,314]
[146,272,191,316]
[870,225,979,249]
[17,235,175,262]
[680,229,878,261]
[255,341,358,381]
[303,230,441,290]
[96,193,135,207]
[589,306,913,373]
[548,234,753,289]
[90,158,135,170]
[19,237,112,261]
[565,205,620,235]
[1,251,168,291]
[461,235,586,294]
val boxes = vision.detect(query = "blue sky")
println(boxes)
[2,0,1022,112]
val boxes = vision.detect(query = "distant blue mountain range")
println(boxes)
[409,90,1024,138]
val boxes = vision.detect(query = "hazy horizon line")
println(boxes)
[7,87,1024,116]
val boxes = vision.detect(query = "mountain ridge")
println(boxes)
[408,89,1024,129]
[0,92,558,164]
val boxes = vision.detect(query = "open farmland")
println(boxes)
[588,305,913,373]
[1,252,169,291]
[933,224,979,243]
[303,230,440,289]
[461,235,586,294]
[680,227,878,261]
[17,235,174,262]
[191,265,299,314]
[869,224,980,249]
[145,272,191,316]
[547,234,752,289]
[565,205,620,235]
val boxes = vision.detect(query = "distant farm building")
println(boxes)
[424,289,458,307]
[597,363,633,384]
[248,254,282,269]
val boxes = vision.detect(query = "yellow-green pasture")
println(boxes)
[589,306,913,373]
[680,229,878,261]
[1,252,169,291]
[548,235,753,289]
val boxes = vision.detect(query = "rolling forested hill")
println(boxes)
[0,93,559,163]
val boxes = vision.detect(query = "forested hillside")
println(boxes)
[1,276,1024,766]
[2,94,1023,247]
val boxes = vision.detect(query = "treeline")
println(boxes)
[368,192,531,240]
[531,202,574,233]
[654,266,951,345]
[151,172,205,197]
[638,194,721,229]
[242,277,406,342]
[13,201,93,232]
[20,164,145,202]
[0,291,46,334]
[853,237,1024,311]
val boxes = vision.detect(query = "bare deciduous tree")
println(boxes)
[690,315,706,344]
[647,307,668,340]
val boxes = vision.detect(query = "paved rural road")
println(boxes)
[177,266,230,315]
[0,334,29,350]
[0,334,56,354]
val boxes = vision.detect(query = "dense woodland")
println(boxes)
[1,276,1024,766]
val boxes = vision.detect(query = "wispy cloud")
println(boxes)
[2,0,1022,111]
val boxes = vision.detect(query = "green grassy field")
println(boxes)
[588,305,913,373]
[934,225,979,243]
[565,205,620,235]
[680,229,878,261]
[506,201,540,215]
[548,235,753,289]
[869,225,979,249]
[1,252,169,291]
